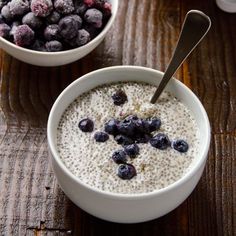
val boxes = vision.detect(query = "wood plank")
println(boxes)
[0,0,235,235]
[181,0,236,134]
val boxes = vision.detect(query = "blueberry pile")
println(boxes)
[78,90,189,180]
[0,0,112,51]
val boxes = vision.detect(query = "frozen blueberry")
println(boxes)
[22,12,42,29]
[78,118,94,132]
[102,1,112,18]
[117,163,136,180]
[8,0,29,17]
[59,15,82,39]
[0,23,10,37]
[31,39,46,51]
[111,150,127,164]
[1,5,14,22]
[83,0,95,7]
[31,0,53,17]
[44,24,60,41]
[14,24,34,47]
[0,0,9,10]
[114,134,134,146]
[0,14,4,23]
[124,144,139,157]
[84,8,103,28]
[74,2,87,16]
[172,140,189,153]
[84,0,106,9]
[94,131,109,142]
[111,89,127,106]
[46,11,60,24]
[117,118,135,137]
[150,133,170,150]
[145,117,161,133]
[83,23,99,39]
[54,0,74,15]
[45,40,62,51]
[9,20,20,37]
[104,118,119,135]
[75,28,90,46]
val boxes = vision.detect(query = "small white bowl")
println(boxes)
[47,66,211,223]
[0,0,118,67]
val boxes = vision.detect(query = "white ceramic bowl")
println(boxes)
[0,0,118,66]
[47,66,211,223]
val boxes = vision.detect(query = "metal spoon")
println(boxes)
[150,10,211,104]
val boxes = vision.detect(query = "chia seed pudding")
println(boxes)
[56,82,200,194]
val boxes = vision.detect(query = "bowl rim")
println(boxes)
[47,65,211,200]
[0,0,118,55]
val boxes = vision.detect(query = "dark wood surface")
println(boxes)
[0,0,235,235]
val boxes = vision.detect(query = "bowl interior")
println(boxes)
[47,66,210,196]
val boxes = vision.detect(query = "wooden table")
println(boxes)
[0,0,235,235]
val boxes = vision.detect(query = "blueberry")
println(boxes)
[78,118,94,132]
[111,150,127,164]
[117,118,135,137]
[54,0,74,15]
[1,5,14,22]
[8,0,29,17]
[84,8,103,28]
[172,140,189,153]
[44,24,60,41]
[59,15,82,39]
[74,2,88,16]
[135,133,152,143]
[30,0,53,17]
[94,131,109,142]
[117,164,136,180]
[14,24,34,47]
[45,40,62,52]
[75,29,90,46]
[104,118,119,135]
[145,117,161,133]
[111,90,127,106]
[114,134,134,146]
[0,22,10,37]
[133,118,145,133]
[46,11,60,24]
[124,144,139,157]
[22,12,43,29]
[150,133,170,150]
[31,39,46,51]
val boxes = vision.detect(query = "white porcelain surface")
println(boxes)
[47,66,211,223]
[0,0,118,66]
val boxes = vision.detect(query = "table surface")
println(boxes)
[0,0,235,235]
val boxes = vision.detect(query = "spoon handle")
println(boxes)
[150,10,211,104]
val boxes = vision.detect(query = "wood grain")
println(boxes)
[0,0,235,235]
